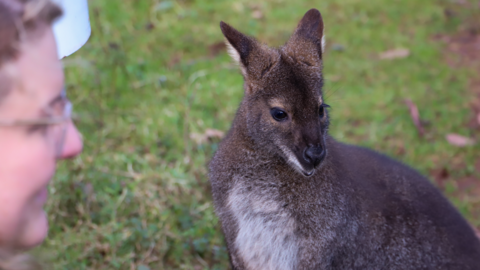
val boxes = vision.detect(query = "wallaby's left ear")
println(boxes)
[220,21,254,76]
[287,8,325,59]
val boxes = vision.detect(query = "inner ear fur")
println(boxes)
[220,21,279,83]
[220,21,252,68]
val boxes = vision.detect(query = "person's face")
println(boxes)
[0,27,83,249]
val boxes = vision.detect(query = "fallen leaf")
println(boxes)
[252,10,263,19]
[379,48,410,60]
[477,113,480,125]
[208,41,226,57]
[446,133,475,147]
[190,128,225,144]
[204,128,225,139]
[472,225,480,240]
[404,99,425,137]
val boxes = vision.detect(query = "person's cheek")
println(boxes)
[16,202,49,248]
[10,138,55,247]
[0,188,27,246]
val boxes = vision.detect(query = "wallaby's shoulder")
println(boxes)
[331,138,480,251]
[328,137,449,204]
[329,137,429,181]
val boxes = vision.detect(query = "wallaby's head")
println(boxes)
[220,9,328,177]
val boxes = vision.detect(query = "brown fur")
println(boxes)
[209,8,480,270]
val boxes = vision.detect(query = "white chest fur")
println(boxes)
[227,182,298,270]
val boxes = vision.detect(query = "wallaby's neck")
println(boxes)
[227,99,271,157]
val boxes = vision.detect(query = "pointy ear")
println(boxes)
[284,9,325,62]
[220,21,254,77]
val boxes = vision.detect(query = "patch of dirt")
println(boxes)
[431,1,480,233]
[430,167,450,190]
[207,41,226,57]
[434,32,480,69]
[433,31,480,131]
[467,79,480,130]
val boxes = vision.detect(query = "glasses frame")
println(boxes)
[0,92,73,157]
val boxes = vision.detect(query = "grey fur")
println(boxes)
[209,8,480,270]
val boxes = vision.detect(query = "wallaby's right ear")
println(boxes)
[220,21,253,77]
[294,9,325,53]
[284,9,325,62]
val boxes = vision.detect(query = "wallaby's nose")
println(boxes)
[304,146,325,167]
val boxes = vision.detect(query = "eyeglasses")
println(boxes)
[0,89,73,158]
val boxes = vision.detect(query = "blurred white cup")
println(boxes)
[51,0,91,59]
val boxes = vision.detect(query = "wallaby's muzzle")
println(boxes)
[293,144,325,177]
[304,145,325,168]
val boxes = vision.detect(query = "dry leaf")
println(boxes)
[379,48,410,60]
[446,133,475,147]
[190,128,225,144]
[204,128,225,139]
[404,99,424,137]
[252,10,263,19]
[472,225,480,240]
[477,113,480,125]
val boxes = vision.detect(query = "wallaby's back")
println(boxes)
[209,8,480,270]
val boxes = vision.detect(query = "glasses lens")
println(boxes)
[50,99,72,158]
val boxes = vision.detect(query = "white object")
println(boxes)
[51,0,91,59]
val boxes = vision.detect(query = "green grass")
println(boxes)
[36,0,480,269]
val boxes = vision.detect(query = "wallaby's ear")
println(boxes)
[295,9,325,53]
[220,21,254,76]
[285,9,325,61]
[220,20,279,88]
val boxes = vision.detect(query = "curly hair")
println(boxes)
[0,0,62,103]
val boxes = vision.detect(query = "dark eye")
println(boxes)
[270,108,288,121]
[319,104,329,118]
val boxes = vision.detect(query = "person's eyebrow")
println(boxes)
[48,93,63,106]
[38,89,65,116]
[48,88,66,107]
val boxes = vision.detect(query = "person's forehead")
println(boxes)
[0,27,64,117]
[16,28,64,102]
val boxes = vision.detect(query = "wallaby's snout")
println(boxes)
[296,142,325,177]
[304,145,325,169]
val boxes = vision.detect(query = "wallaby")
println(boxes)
[208,8,480,270]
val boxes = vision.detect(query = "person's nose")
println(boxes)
[59,121,83,159]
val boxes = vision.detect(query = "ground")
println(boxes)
[431,0,480,236]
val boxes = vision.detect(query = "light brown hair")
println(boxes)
[0,0,62,103]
